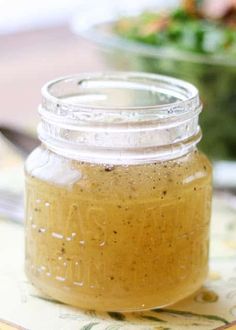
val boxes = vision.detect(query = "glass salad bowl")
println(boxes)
[71,0,236,161]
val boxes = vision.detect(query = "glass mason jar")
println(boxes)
[25,72,212,312]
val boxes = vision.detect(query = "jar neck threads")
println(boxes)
[38,72,202,164]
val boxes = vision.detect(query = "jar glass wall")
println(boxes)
[25,72,212,311]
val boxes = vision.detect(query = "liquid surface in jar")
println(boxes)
[25,147,212,311]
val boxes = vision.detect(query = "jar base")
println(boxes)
[26,269,205,312]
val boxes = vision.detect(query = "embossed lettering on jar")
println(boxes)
[25,72,212,311]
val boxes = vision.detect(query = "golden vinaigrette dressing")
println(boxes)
[25,147,212,311]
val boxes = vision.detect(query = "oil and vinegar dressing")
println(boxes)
[25,147,212,311]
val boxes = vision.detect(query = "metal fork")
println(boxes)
[0,126,38,224]
[0,189,24,224]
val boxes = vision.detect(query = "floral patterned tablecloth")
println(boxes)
[0,140,236,330]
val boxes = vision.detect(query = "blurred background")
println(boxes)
[0,0,169,128]
[0,0,107,128]
[1,0,236,163]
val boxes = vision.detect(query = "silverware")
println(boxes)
[0,126,37,223]
[0,189,24,224]
[0,126,39,157]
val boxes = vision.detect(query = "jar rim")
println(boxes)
[38,72,202,164]
[41,72,200,124]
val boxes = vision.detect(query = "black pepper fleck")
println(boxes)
[105,165,114,172]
